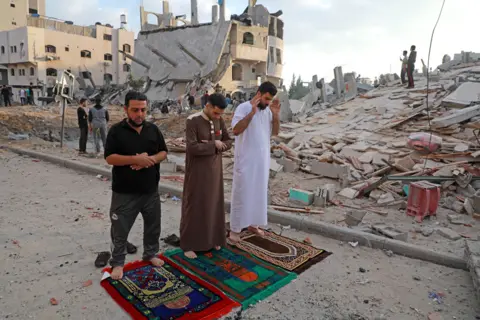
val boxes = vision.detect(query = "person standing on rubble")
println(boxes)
[27,83,35,105]
[1,86,11,106]
[180,93,232,259]
[88,97,110,155]
[77,98,89,154]
[103,90,168,280]
[407,45,417,88]
[229,82,281,242]
[400,50,408,85]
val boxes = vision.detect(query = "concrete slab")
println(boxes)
[310,161,350,179]
[432,105,480,128]
[277,158,299,173]
[436,227,461,241]
[442,82,480,108]
[372,223,408,242]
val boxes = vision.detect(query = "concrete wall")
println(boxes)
[0,23,134,89]
[0,0,29,31]
[218,60,265,92]
[266,36,283,79]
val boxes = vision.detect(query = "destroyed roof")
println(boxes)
[132,21,232,83]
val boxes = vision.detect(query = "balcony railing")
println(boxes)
[27,16,96,38]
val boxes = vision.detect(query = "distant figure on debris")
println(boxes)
[27,83,35,105]
[400,50,408,84]
[1,86,11,106]
[407,45,417,88]
[188,94,195,110]
[77,98,89,154]
[229,82,281,242]
[19,88,26,105]
[88,97,109,154]
[103,90,168,280]
[180,93,233,259]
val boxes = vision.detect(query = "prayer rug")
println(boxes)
[227,230,332,274]
[100,255,240,319]
[165,247,297,309]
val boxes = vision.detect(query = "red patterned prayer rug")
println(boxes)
[227,230,332,274]
[100,255,240,319]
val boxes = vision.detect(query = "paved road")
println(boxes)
[0,150,478,320]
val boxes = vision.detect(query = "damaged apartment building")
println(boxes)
[129,0,285,103]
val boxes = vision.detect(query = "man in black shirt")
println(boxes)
[1,86,11,107]
[104,90,168,280]
[407,45,417,89]
[77,98,89,154]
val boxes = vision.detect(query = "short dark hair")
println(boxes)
[403,50,408,55]
[411,45,416,50]
[207,93,227,109]
[258,81,277,97]
[125,90,148,107]
[95,97,102,104]
[79,98,87,104]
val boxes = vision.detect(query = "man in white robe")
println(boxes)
[229,82,280,241]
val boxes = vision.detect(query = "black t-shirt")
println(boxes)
[104,119,168,194]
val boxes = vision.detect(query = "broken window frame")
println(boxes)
[45,45,56,54]
[46,68,58,77]
[80,50,92,58]
[242,32,254,45]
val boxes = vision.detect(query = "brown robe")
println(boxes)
[180,112,233,252]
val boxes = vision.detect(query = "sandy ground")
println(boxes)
[0,150,479,320]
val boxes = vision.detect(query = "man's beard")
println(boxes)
[258,102,267,110]
[128,118,145,127]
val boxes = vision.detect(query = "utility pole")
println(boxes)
[60,97,66,148]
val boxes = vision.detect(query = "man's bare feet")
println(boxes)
[248,226,265,237]
[149,257,165,267]
[185,251,197,259]
[111,266,124,280]
[229,231,241,242]
[215,246,221,250]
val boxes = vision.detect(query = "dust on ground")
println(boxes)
[0,150,479,320]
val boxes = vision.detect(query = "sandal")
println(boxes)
[126,242,137,254]
[162,234,180,247]
[94,251,111,268]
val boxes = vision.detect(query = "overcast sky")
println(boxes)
[47,0,480,84]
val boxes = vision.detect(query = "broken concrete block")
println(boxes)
[442,82,480,108]
[377,193,395,205]
[272,149,285,158]
[277,158,299,173]
[372,224,408,242]
[358,152,374,164]
[270,158,284,178]
[436,227,461,241]
[160,161,177,173]
[454,143,470,152]
[314,184,336,207]
[464,198,475,216]
[473,190,480,212]
[432,105,480,128]
[392,141,406,148]
[345,210,367,227]
[338,188,358,199]
[369,189,383,201]
[362,163,375,174]
[289,188,314,205]
[372,153,390,166]
[447,214,467,225]
[311,161,350,179]
[395,156,415,170]
[333,143,346,152]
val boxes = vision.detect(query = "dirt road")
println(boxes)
[0,150,478,320]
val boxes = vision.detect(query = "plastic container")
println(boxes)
[406,181,441,223]
[407,132,442,154]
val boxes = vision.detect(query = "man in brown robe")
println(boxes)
[180,93,232,259]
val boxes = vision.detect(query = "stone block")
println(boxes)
[436,227,461,241]
[160,161,177,173]
[270,158,284,178]
[289,188,314,205]
[372,152,390,166]
[277,158,299,173]
[358,152,374,164]
[372,224,408,242]
[394,156,415,170]
[432,104,480,128]
[338,188,358,199]
[311,161,350,179]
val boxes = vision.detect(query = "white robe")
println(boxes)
[230,101,272,233]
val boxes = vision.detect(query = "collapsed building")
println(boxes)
[127,0,285,106]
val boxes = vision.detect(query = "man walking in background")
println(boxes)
[400,50,408,85]
[77,98,89,154]
[104,90,168,280]
[19,88,26,105]
[27,83,35,105]
[1,86,11,106]
[180,93,233,259]
[89,97,110,155]
[229,82,281,242]
[407,45,417,88]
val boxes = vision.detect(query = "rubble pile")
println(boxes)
[267,62,480,238]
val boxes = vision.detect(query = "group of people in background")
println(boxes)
[76,97,110,155]
[0,84,36,107]
[89,82,281,281]
[400,45,417,88]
